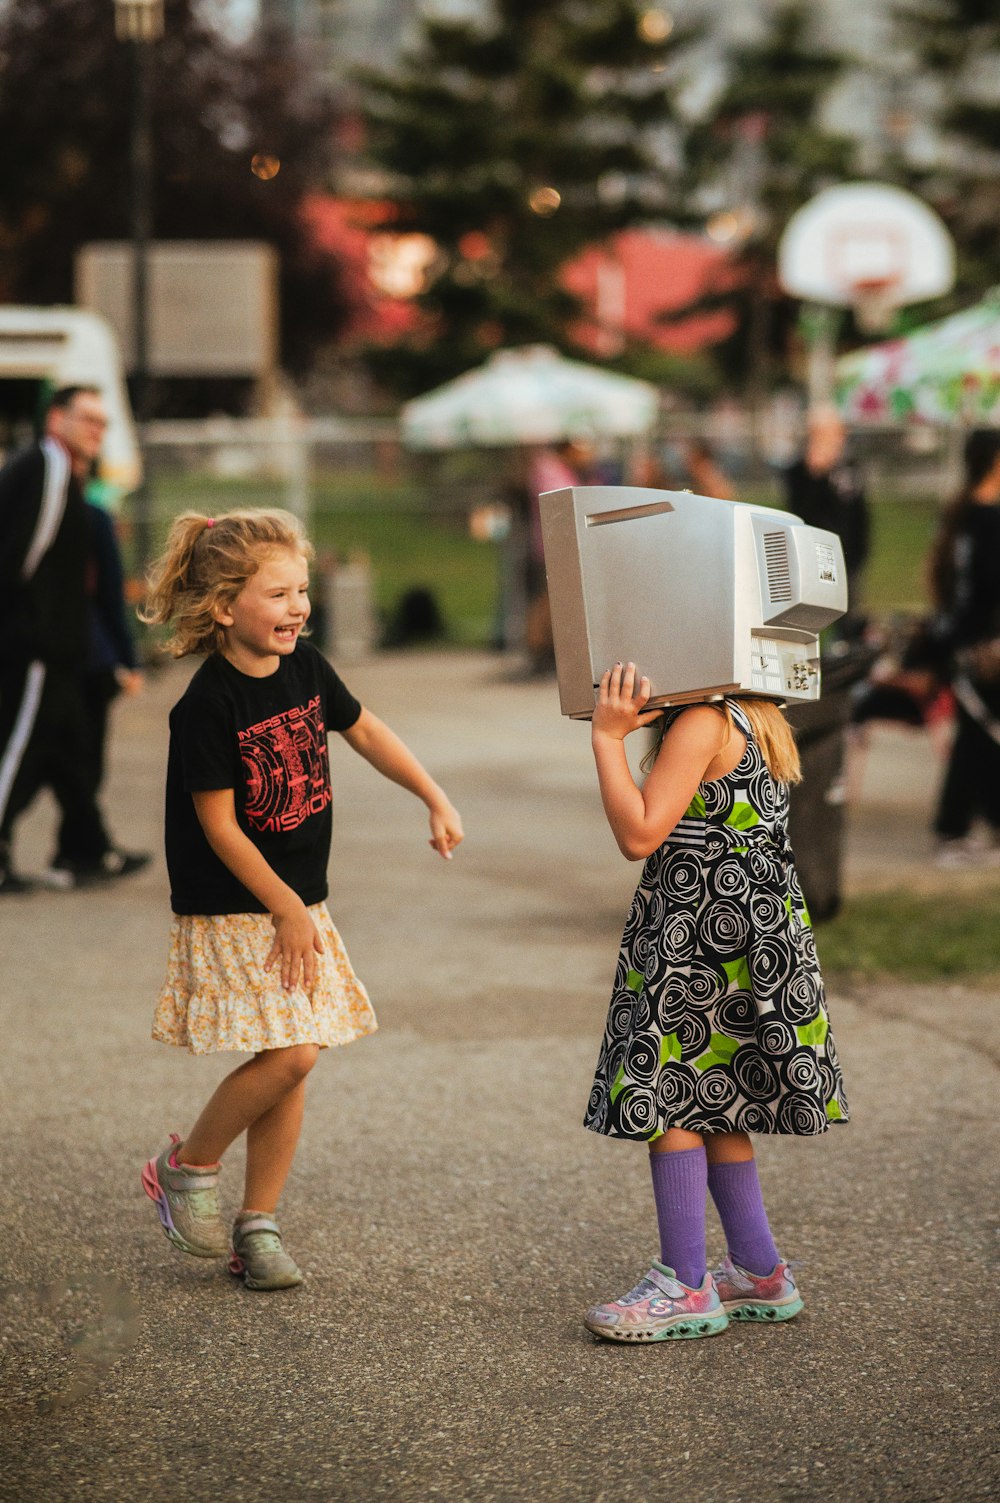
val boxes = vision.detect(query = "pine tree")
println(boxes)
[893,0,1000,305]
[672,2,857,394]
[0,0,347,393]
[357,0,696,396]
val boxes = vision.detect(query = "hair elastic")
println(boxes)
[205,518,215,528]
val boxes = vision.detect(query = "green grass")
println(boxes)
[312,508,500,645]
[816,887,1000,982]
[150,469,500,646]
[147,470,943,646]
[863,498,939,614]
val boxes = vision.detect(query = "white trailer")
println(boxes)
[0,305,140,496]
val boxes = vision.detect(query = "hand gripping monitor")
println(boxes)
[538,486,848,719]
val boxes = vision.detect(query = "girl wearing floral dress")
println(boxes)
[139,509,462,1290]
[583,662,847,1341]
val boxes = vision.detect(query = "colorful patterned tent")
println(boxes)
[836,289,1000,425]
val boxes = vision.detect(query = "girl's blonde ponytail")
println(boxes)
[140,512,216,644]
[730,698,802,785]
[641,696,803,785]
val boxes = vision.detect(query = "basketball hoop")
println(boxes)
[778,183,955,400]
[851,277,900,335]
[779,184,954,317]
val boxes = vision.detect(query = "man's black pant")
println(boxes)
[0,660,111,868]
[934,693,1000,840]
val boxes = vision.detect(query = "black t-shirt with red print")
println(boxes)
[165,639,361,915]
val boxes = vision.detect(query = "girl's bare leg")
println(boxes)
[242,1078,308,1213]
[704,1130,754,1164]
[649,1128,754,1161]
[179,1044,319,1167]
[649,1126,704,1154]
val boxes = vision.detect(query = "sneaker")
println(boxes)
[0,865,34,896]
[584,1262,729,1343]
[926,841,998,877]
[712,1253,804,1322]
[228,1214,304,1292]
[141,1134,228,1258]
[99,848,152,879]
[43,849,152,889]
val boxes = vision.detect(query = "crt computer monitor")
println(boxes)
[538,486,848,719]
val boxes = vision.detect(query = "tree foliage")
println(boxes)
[0,0,347,389]
[357,0,697,396]
[675,2,857,391]
[893,0,1000,305]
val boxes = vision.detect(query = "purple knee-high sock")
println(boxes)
[707,1158,780,1276]
[648,1145,707,1289]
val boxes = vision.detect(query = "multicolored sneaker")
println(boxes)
[584,1262,729,1343]
[228,1214,304,1292]
[140,1133,228,1258]
[712,1253,804,1322]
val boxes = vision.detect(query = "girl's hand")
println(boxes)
[428,797,464,860]
[592,661,659,742]
[265,901,325,991]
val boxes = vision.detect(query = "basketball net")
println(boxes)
[851,277,900,335]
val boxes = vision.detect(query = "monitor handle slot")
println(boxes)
[585,500,675,527]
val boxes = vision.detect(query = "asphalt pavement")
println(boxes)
[1,651,997,1503]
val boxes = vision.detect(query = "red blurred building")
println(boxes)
[301,197,736,358]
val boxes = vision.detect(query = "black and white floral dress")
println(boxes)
[585,702,849,1140]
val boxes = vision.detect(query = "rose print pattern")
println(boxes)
[585,702,849,1140]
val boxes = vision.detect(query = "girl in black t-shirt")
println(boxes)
[138,508,463,1291]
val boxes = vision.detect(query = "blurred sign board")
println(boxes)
[75,241,278,377]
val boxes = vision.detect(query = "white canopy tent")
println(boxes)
[401,345,659,449]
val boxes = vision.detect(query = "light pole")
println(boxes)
[113,0,163,579]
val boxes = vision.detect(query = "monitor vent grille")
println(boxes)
[763,531,792,602]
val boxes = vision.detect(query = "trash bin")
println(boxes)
[786,643,878,923]
[316,552,377,663]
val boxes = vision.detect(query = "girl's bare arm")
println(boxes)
[192,788,323,990]
[591,663,725,860]
[341,707,464,859]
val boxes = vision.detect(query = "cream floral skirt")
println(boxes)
[152,903,377,1056]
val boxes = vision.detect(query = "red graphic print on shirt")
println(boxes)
[238,694,332,832]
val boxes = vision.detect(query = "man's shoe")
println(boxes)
[99,848,151,879]
[0,865,34,896]
[42,849,152,888]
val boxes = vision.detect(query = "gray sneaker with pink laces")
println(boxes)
[228,1214,304,1292]
[141,1134,228,1258]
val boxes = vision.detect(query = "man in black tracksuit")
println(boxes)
[0,385,148,893]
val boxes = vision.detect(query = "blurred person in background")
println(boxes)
[927,428,1000,867]
[783,405,870,625]
[0,386,149,894]
[682,438,733,500]
[72,478,145,851]
[525,438,593,673]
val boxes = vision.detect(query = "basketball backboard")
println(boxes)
[778,183,955,328]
